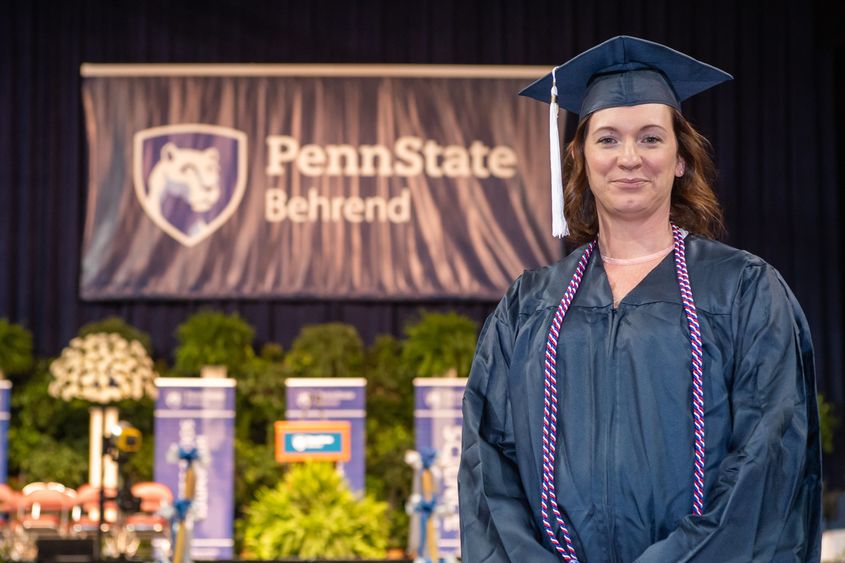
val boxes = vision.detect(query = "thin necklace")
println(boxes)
[601,242,675,265]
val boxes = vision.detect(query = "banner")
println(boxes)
[154,378,236,560]
[80,65,561,299]
[285,378,366,493]
[0,381,10,483]
[413,378,467,557]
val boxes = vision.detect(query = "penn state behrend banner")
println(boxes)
[285,377,366,494]
[80,65,559,299]
[154,378,235,560]
[414,378,466,557]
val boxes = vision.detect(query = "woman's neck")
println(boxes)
[597,214,674,260]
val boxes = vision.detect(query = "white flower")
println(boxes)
[49,332,158,404]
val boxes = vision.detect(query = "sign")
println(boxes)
[414,378,467,557]
[153,378,236,560]
[80,65,560,299]
[275,420,351,462]
[285,378,366,493]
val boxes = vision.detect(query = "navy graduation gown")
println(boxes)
[458,236,821,562]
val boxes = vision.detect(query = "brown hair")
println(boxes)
[561,108,725,244]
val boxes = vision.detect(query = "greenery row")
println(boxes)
[0,311,479,558]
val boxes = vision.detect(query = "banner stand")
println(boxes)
[413,377,467,558]
[0,380,10,484]
[154,378,236,560]
[285,378,366,494]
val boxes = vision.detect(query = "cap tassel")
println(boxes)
[549,74,568,238]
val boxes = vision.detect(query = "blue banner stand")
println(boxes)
[413,377,467,558]
[154,377,236,560]
[0,380,10,484]
[285,378,366,494]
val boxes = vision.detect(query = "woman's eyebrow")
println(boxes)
[590,123,669,135]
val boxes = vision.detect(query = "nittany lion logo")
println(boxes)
[133,124,247,247]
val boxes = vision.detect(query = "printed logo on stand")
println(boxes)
[133,124,247,247]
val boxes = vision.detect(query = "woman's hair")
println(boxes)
[561,107,725,244]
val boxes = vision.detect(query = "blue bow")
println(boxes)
[178,447,199,464]
[420,447,437,469]
[173,498,192,523]
[415,493,438,558]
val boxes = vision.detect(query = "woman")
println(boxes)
[458,36,820,562]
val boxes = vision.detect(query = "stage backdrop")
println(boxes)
[80,65,558,300]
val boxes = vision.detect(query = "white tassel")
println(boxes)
[549,76,568,238]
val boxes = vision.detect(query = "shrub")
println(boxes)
[364,335,414,549]
[401,311,478,378]
[7,361,90,487]
[174,310,255,375]
[242,462,388,559]
[0,318,33,376]
[283,323,365,378]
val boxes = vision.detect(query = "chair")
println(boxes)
[129,481,173,515]
[70,483,118,538]
[8,484,78,560]
[0,484,22,549]
[17,486,77,536]
[0,482,19,521]
[121,482,173,558]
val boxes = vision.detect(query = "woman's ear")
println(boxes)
[675,157,686,178]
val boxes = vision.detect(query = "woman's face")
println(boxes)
[583,103,684,224]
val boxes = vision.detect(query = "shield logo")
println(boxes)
[133,124,248,247]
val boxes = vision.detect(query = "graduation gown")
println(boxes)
[458,235,821,562]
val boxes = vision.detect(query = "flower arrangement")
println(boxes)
[48,332,158,403]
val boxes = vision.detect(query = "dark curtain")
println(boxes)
[1,0,843,475]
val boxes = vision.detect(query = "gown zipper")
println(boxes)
[606,306,620,561]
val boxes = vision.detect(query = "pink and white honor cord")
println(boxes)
[540,224,705,561]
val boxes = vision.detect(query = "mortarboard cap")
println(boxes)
[520,35,733,116]
[521,36,732,237]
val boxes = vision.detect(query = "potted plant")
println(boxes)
[282,322,365,378]
[174,310,256,377]
[400,311,478,378]
[241,462,388,559]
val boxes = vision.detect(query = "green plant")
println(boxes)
[0,318,33,376]
[241,462,388,559]
[366,418,412,548]
[7,427,88,485]
[259,342,284,363]
[235,354,287,445]
[401,311,478,378]
[234,439,284,523]
[174,310,255,375]
[363,335,417,549]
[819,393,838,455]
[7,360,90,487]
[229,348,288,554]
[78,316,154,356]
[283,323,365,377]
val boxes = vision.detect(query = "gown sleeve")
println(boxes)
[458,281,561,562]
[635,263,822,563]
